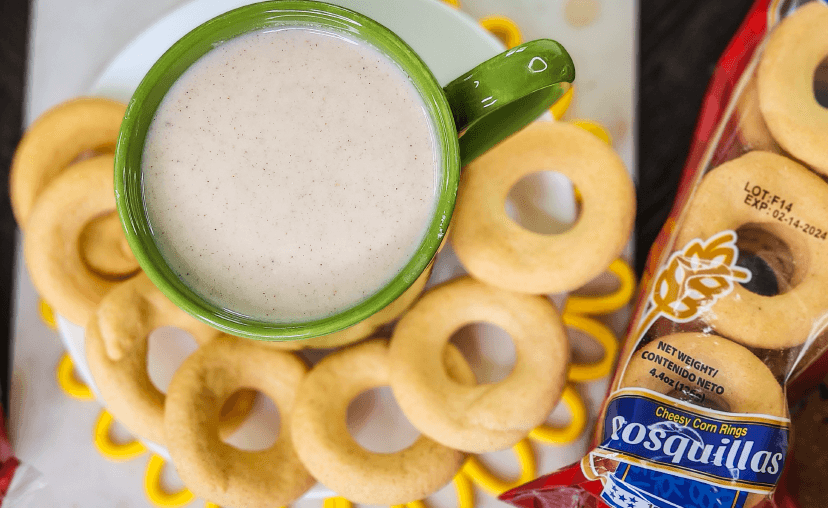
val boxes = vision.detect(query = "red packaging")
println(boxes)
[501,1,828,507]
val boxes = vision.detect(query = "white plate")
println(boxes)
[90,0,504,98]
[12,0,638,506]
[55,0,594,506]
[61,0,505,406]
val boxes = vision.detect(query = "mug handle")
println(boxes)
[444,39,575,165]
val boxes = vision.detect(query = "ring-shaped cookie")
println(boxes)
[564,313,618,382]
[453,471,475,508]
[479,16,522,49]
[736,77,781,153]
[389,277,569,453]
[324,498,352,508]
[56,353,94,400]
[144,454,195,508]
[10,97,126,225]
[620,333,785,508]
[550,85,574,120]
[563,258,635,316]
[86,273,250,446]
[94,410,147,461]
[39,299,57,330]
[570,119,613,146]
[758,2,828,175]
[451,122,635,295]
[676,151,828,349]
[462,439,535,495]
[621,333,785,416]
[268,265,431,350]
[528,384,588,444]
[164,335,314,508]
[291,339,474,504]
[23,155,140,325]
[80,212,140,277]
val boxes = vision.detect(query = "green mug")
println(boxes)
[116,0,575,341]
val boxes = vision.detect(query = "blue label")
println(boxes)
[608,463,750,508]
[598,390,788,492]
[601,472,660,508]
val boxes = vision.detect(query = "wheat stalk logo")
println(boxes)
[634,231,751,339]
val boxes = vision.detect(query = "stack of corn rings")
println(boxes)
[14,9,637,508]
[669,4,828,389]
[736,2,828,173]
[665,1,828,383]
[564,6,827,508]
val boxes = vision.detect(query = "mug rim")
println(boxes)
[115,0,460,341]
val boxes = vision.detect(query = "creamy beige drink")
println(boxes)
[142,27,438,321]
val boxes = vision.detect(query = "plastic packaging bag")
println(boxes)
[500,1,828,507]
[0,400,44,507]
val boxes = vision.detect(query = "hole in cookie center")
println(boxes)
[69,146,115,165]
[220,390,280,451]
[567,325,606,366]
[156,457,189,498]
[106,416,144,447]
[814,56,828,108]
[734,223,800,296]
[505,171,581,235]
[79,211,140,280]
[347,386,419,453]
[483,22,517,48]
[450,322,516,384]
[146,327,199,393]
